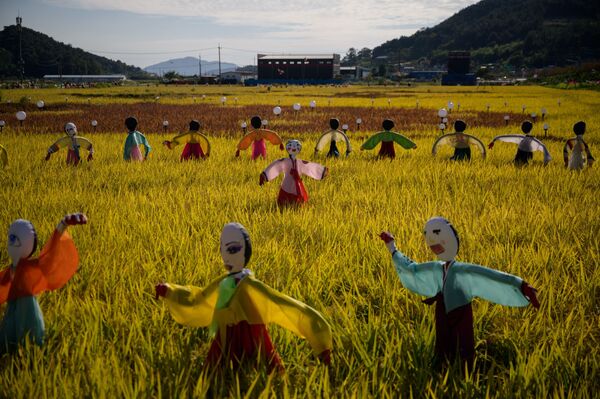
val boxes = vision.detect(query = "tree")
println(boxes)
[163,70,181,80]
[342,48,357,66]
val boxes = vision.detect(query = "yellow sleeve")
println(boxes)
[216,277,332,355]
[162,276,224,327]
[197,133,211,155]
[237,131,258,150]
[0,145,7,167]
[170,133,193,147]
[50,136,72,150]
[75,137,94,151]
[262,130,283,146]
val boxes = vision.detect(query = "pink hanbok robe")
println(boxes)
[262,158,327,206]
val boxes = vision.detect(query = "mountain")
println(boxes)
[144,57,238,77]
[372,0,600,68]
[0,25,149,79]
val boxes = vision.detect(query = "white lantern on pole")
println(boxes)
[91,120,98,131]
[36,100,45,109]
[0,120,5,132]
[293,103,301,111]
[16,111,26,126]
[273,106,282,116]
[447,101,454,111]
[342,124,349,132]
[437,108,448,118]
[309,100,316,109]
[504,115,510,125]
[221,96,226,105]
[163,120,169,132]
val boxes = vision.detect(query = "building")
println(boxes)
[255,54,341,84]
[42,75,126,83]
[220,70,258,84]
[441,51,476,86]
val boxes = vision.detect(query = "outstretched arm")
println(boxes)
[361,132,384,151]
[391,132,417,150]
[241,279,333,361]
[379,232,442,297]
[488,134,524,149]
[155,277,223,327]
[263,130,284,146]
[237,131,258,151]
[456,264,538,308]
[298,160,328,180]
[260,158,288,184]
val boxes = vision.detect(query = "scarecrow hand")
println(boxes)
[521,282,540,309]
[45,152,52,161]
[488,142,495,149]
[235,149,240,157]
[318,349,331,365]
[379,232,398,254]
[63,213,88,226]
[162,141,172,149]
[87,152,94,161]
[259,172,267,186]
[155,283,168,300]
[279,143,284,150]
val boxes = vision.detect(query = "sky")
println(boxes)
[0,0,479,69]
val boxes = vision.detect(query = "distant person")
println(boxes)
[123,117,151,161]
[563,121,594,170]
[163,120,211,161]
[360,119,417,159]
[45,122,94,166]
[432,120,485,161]
[314,118,351,158]
[488,121,551,166]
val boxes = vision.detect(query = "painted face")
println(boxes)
[423,217,459,262]
[7,219,37,265]
[65,122,77,137]
[220,223,251,273]
[286,140,302,157]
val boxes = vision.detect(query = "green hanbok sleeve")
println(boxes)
[391,250,443,297]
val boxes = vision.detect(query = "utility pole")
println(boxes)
[16,15,24,83]
[218,43,222,83]
[198,53,202,78]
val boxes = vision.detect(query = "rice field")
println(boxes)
[0,85,598,398]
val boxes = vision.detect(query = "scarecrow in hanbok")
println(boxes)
[314,118,351,158]
[0,213,87,354]
[379,217,539,369]
[0,145,7,168]
[488,121,551,166]
[260,140,328,207]
[155,222,332,372]
[45,123,94,165]
[563,121,594,170]
[123,116,151,161]
[432,120,485,161]
[235,116,284,160]
[163,120,211,161]
[360,119,416,159]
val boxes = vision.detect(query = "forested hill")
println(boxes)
[0,25,149,79]
[372,0,600,68]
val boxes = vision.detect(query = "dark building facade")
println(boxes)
[256,54,340,83]
[442,51,476,86]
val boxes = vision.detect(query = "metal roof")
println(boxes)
[258,54,337,60]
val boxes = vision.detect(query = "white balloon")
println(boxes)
[293,103,301,111]
[16,111,26,121]
[262,119,269,126]
[439,123,446,130]
[543,123,549,130]
[309,100,316,108]
[221,96,227,103]
[342,124,349,130]
[442,117,448,123]
[447,101,454,109]
[163,120,169,127]
[273,106,282,115]
[0,120,5,127]
[356,118,362,124]
[437,108,448,118]
[36,100,45,109]
[241,122,247,128]
[91,120,98,127]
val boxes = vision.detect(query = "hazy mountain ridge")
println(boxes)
[143,57,238,77]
